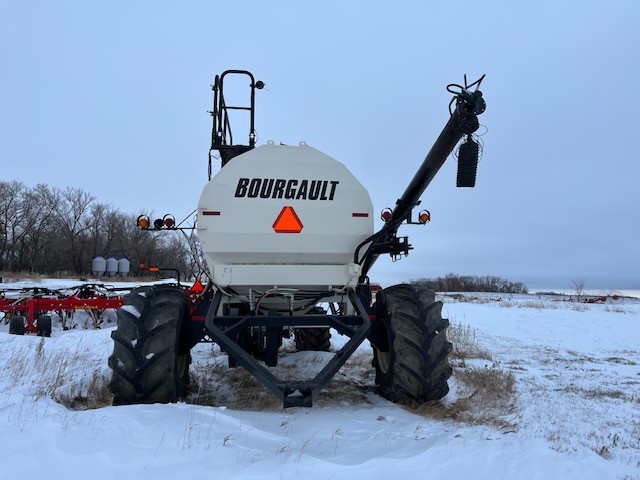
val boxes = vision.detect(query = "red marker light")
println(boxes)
[380,208,393,222]
[163,214,176,229]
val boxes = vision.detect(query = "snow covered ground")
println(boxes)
[1,279,639,479]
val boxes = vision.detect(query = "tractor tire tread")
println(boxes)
[108,285,189,405]
[295,327,331,352]
[373,284,452,402]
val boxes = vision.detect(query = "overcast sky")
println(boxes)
[1,1,638,290]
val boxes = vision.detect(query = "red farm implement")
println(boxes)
[1,284,125,336]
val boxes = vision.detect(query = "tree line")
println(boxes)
[410,273,528,294]
[0,181,206,279]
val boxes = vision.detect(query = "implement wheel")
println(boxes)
[295,327,331,352]
[373,284,452,402]
[108,285,190,405]
[37,314,52,337]
[9,315,25,335]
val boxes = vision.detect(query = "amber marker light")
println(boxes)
[137,215,150,229]
[418,210,431,224]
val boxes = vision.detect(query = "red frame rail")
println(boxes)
[1,295,124,333]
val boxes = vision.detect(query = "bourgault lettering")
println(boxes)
[234,178,339,200]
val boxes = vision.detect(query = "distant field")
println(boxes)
[1,280,639,479]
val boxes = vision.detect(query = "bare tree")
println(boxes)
[181,230,210,280]
[54,186,95,273]
[0,181,25,269]
[410,273,528,294]
[88,202,109,258]
[570,278,586,302]
[0,181,198,280]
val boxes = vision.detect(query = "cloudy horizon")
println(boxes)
[2,1,638,290]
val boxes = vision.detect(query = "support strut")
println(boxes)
[204,291,372,407]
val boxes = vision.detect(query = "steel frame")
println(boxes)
[202,290,372,407]
[1,295,123,333]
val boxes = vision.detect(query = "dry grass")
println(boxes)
[0,271,163,285]
[1,271,53,283]
[187,347,377,411]
[189,361,284,411]
[556,384,629,401]
[595,433,621,459]
[448,323,492,361]
[405,363,519,430]
[55,369,113,410]
[499,300,558,309]
[5,337,113,411]
[442,295,497,304]
[1,272,101,283]
[402,322,519,430]
[4,320,516,432]
[446,295,628,314]
[187,327,518,431]
[603,305,636,314]
[454,364,517,407]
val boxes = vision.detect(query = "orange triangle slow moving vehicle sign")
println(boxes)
[273,206,303,233]
[191,279,205,293]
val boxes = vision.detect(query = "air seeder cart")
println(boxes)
[108,70,487,407]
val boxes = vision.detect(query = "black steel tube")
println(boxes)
[390,108,467,224]
[356,86,485,282]
[219,70,257,146]
[210,69,261,169]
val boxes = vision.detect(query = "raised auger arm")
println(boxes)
[356,75,487,283]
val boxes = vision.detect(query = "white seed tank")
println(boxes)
[117,257,130,277]
[105,256,119,277]
[91,255,106,276]
[197,142,373,292]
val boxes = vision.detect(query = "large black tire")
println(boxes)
[373,284,452,402]
[294,327,331,352]
[37,314,52,337]
[9,315,25,335]
[108,285,190,405]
